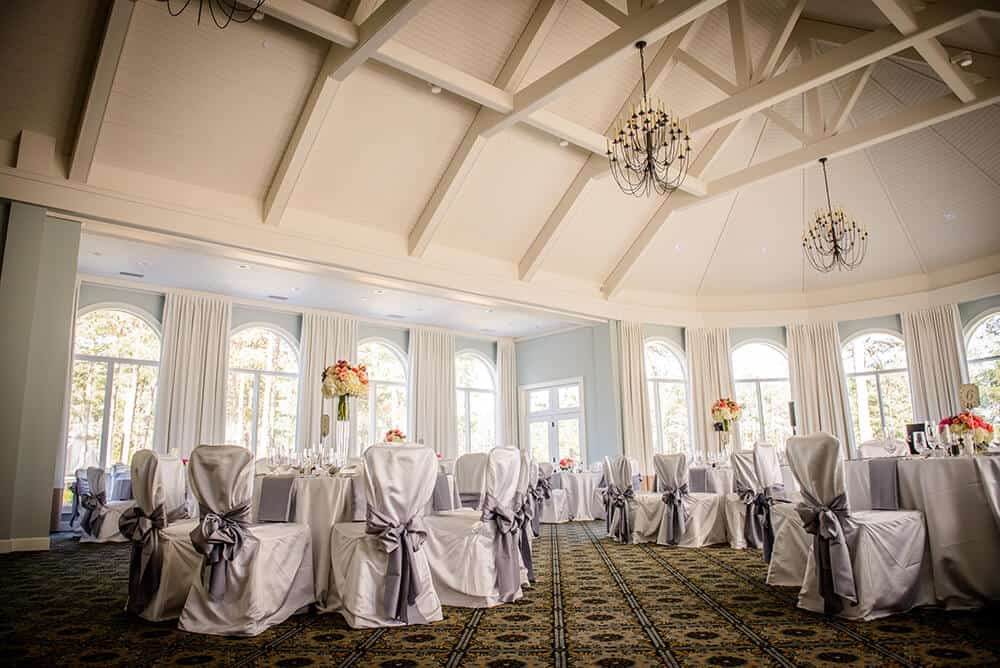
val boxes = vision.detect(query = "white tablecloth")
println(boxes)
[845,456,1000,608]
[689,466,734,494]
[557,472,602,521]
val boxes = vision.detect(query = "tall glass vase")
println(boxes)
[334,395,351,466]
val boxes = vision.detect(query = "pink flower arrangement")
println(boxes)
[558,457,574,471]
[939,412,994,445]
[322,359,369,420]
[385,429,406,443]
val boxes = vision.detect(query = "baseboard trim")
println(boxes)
[0,537,50,554]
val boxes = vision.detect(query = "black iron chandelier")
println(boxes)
[606,41,692,197]
[156,0,266,29]
[803,157,868,272]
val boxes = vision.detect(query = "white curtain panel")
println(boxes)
[153,292,231,457]
[497,337,519,448]
[903,304,967,422]
[409,327,457,458]
[614,321,654,475]
[686,327,736,457]
[296,312,358,451]
[787,321,854,456]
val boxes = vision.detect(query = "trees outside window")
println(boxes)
[456,352,497,454]
[357,339,408,447]
[226,326,298,458]
[66,308,161,480]
[966,311,1000,427]
[644,340,690,454]
[731,342,792,447]
[842,332,913,442]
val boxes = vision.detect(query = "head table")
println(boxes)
[845,455,1000,609]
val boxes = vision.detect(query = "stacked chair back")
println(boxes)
[455,452,487,508]
[604,456,634,543]
[730,451,766,550]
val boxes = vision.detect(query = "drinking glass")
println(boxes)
[939,423,952,447]
[913,432,927,455]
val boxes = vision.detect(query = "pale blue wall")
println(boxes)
[457,337,497,363]
[232,305,302,343]
[959,294,1000,329]
[516,324,621,464]
[731,325,787,349]
[643,323,685,351]
[838,314,903,341]
[360,323,408,352]
[79,283,165,324]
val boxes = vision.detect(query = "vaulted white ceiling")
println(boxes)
[1,0,999,322]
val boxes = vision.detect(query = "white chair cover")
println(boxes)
[178,445,314,636]
[650,453,725,547]
[787,433,933,620]
[326,445,441,627]
[109,462,133,501]
[423,447,524,607]
[605,457,656,544]
[537,461,569,524]
[454,453,487,508]
[514,450,535,584]
[724,452,766,550]
[119,450,201,621]
[753,443,790,561]
[79,467,134,543]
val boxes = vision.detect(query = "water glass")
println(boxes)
[913,432,927,455]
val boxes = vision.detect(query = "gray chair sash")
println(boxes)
[758,485,788,563]
[189,503,252,599]
[366,508,428,623]
[481,494,521,603]
[515,494,535,583]
[660,484,690,546]
[119,504,166,614]
[604,485,634,544]
[527,484,543,537]
[537,475,553,499]
[69,482,81,528]
[80,491,108,536]
[795,491,857,615]
[736,484,765,549]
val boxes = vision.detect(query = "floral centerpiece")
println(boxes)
[322,360,368,420]
[385,429,406,443]
[711,398,742,432]
[939,412,994,449]
[558,457,574,471]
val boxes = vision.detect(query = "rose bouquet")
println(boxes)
[558,457,574,471]
[939,412,994,447]
[711,398,742,432]
[385,429,406,443]
[322,360,369,420]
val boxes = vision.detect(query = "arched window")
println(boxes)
[966,311,1000,426]
[456,351,497,454]
[644,340,690,454]
[225,326,299,458]
[66,307,161,477]
[731,342,792,446]
[842,332,913,442]
[357,339,408,447]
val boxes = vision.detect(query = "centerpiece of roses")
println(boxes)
[939,412,994,450]
[321,359,368,421]
[711,397,742,432]
[558,457,574,471]
[385,429,406,443]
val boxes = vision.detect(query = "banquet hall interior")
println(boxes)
[2,0,1000,666]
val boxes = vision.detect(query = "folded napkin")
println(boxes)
[258,476,296,522]
[868,458,899,511]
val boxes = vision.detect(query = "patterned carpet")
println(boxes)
[1,522,998,667]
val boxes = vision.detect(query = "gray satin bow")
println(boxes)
[796,491,857,615]
[758,485,788,563]
[189,503,251,599]
[366,508,427,623]
[514,494,535,583]
[80,491,108,536]
[604,485,633,544]
[527,483,543,538]
[481,494,521,603]
[736,484,765,549]
[660,484,690,546]
[119,504,165,614]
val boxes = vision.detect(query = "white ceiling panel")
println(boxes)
[289,62,478,235]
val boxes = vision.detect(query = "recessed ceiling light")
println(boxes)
[430,84,442,95]
[290,287,300,293]
[238,263,250,270]
[136,259,151,267]
[951,52,973,68]
[761,246,767,254]
[943,211,957,221]
[374,289,385,295]
[252,10,264,21]
[91,251,103,257]
[674,243,682,252]
[558,139,569,147]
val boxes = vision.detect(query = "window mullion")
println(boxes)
[756,381,765,443]
[99,362,115,468]
[653,380,663,453]
[251,371,261,454]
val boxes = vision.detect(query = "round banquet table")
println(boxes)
[557,471,602,521]
[844,455,1000,609]
[687,465,734,494]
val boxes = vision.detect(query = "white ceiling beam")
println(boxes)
[580,0,628,26]
[600,77,1000,298]
[263,0,430,226]
[799,40,824,137]
[764,108,809,144]
[259,0,359,47]
[871,0,977,102]
[683,1,987,135]
[406,0,566,257]
[484,0,729,137]
[515,21,699,281]
[69,0,134,183]
[728,0,752,84]
[828,65,873,136]
[755,0,805,82]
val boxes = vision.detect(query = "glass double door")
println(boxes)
[523,380,584,465]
